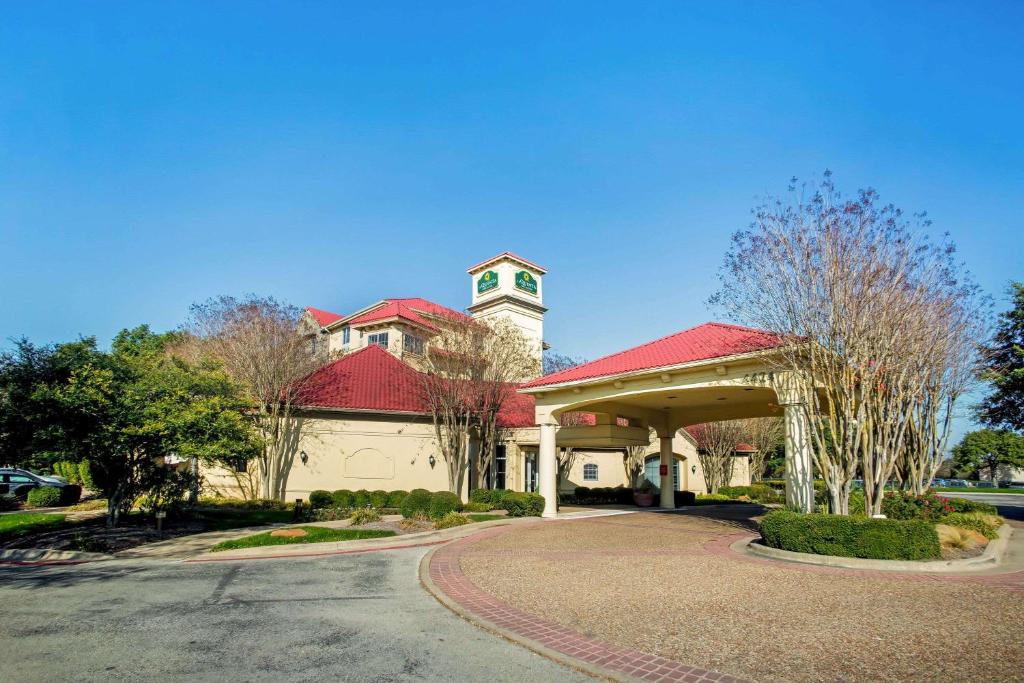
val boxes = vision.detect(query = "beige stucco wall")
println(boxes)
[204,412,452,501]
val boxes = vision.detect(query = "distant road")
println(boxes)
[936,491,1024,522]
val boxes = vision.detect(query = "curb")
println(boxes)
[0,548,113,564]
[187,517,529,562]
[740,523,1014,573]
[419,525,749,683]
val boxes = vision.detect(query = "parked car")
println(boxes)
[0,468,73,500]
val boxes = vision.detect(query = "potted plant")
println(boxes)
[633,478,656,507]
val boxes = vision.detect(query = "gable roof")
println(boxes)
[346,297,468,332]
[305,306,344,327]
[295,344,534,427]
[467,251,547,274]
[522,322,783,389]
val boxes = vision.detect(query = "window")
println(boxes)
[309,336,318,355]
[493,445,507,489]
[644,456,679,490]
[583,463,598,481]
[233,458,248,473]
[342,326,350,345]
[403,333,424,355]
[367,332,389,349]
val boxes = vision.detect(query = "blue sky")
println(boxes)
[2,2,1022,435]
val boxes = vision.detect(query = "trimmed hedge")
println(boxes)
[401,489,433,519]
[369,490,389,509]
[463,501,491,512]
[759,510,940,560]
[60,484,82,506]
[27,486,62,508]
[469,488,510,506]
[308,490,333,509]
[331,490,354,508]
[574,485,632,505]
[387,490,408,507]
[428,491,463,519]
[78,460,95,489]
[675,490,696,506]
[501,492,545,517]
[434,512,471,529]
[352,489,370,508]
[719,484,784,504]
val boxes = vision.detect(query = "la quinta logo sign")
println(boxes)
[477,270,498,294]
[515,270,537,295]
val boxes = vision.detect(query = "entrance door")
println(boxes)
[524,451,538,492]
[644,455,679,490]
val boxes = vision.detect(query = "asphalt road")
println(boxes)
[937,491,1024,521]
[0,547,593,683]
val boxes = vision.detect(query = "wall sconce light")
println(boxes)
[691,464,697,475]
[300,450,308,465]
[428,454,436,468]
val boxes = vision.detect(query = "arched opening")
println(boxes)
[644,454,682,491]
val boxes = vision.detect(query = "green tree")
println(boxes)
[978,282,1024,431]
[951,429,1024,482]
[50,326,260,526]
[0,337,103,470]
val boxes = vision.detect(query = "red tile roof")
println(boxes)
[346,297,468,332]
[466,251,547,274]
[734,442,758,453]
[295,344,534,427]
[522,322,783,389]
[305,306,344,327]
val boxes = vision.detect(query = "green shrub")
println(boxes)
[0,494,21,511]
[308,490,333,509]
[759,510,940,560]
[369,490,389,508]
[469,488,510,506]
[199,496,293,511]
[697,493,731,501]
[27,486,62,507]
[331,490,354,508]
[60,484,82,506]
[941,512,1003,540]
[349,507,382,525]
[428,491,463,519]
[945,497,998,515]
[387,490,408,507]
[881,490,954,522]
[434,512,471,529]
[401,489,433,519]
[675,490,696,506]
[78,460,95,489]
[463,501,491,512]
[574,486,591,501]
[352,489,371,508]
[719,485,783,503]
[502,492,545,517]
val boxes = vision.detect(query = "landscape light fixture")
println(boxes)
[691,464,697,474]
[300,450,308,465]
[428,454,436,468]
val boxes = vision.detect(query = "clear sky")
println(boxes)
[2,2,1022,436]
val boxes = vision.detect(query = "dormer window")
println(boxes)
[403,333,424,355]
[342,326,350,345]
[367,332,389,349]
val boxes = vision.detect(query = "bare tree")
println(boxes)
[622,443,647,488]
[187,295,326,500]
[689,421,747,493]
[544,352,589,488]
[712,172,988,514]
[738,417,784,481]
[421,315,534,497]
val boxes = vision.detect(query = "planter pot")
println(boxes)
[633,492,655,507]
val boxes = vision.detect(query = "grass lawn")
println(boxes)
[0,512,69,543]
[466,514,505,522]
[211,525,395,552]
[934,487,1024,495]
[198,508,296,531]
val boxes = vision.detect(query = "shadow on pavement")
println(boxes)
[0,561,150,590]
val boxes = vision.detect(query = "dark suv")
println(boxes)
[0,468,72,500]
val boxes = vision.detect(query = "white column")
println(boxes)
[659,436,675,509]
[782,401,814,512]
[539,422,558,518]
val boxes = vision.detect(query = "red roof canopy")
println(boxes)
[346,297,467,331]
[295,344,534,427]
[523,322,783,389]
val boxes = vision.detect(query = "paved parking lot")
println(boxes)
[0,548,592,682]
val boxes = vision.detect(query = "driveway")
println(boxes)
[0,547,593,682]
